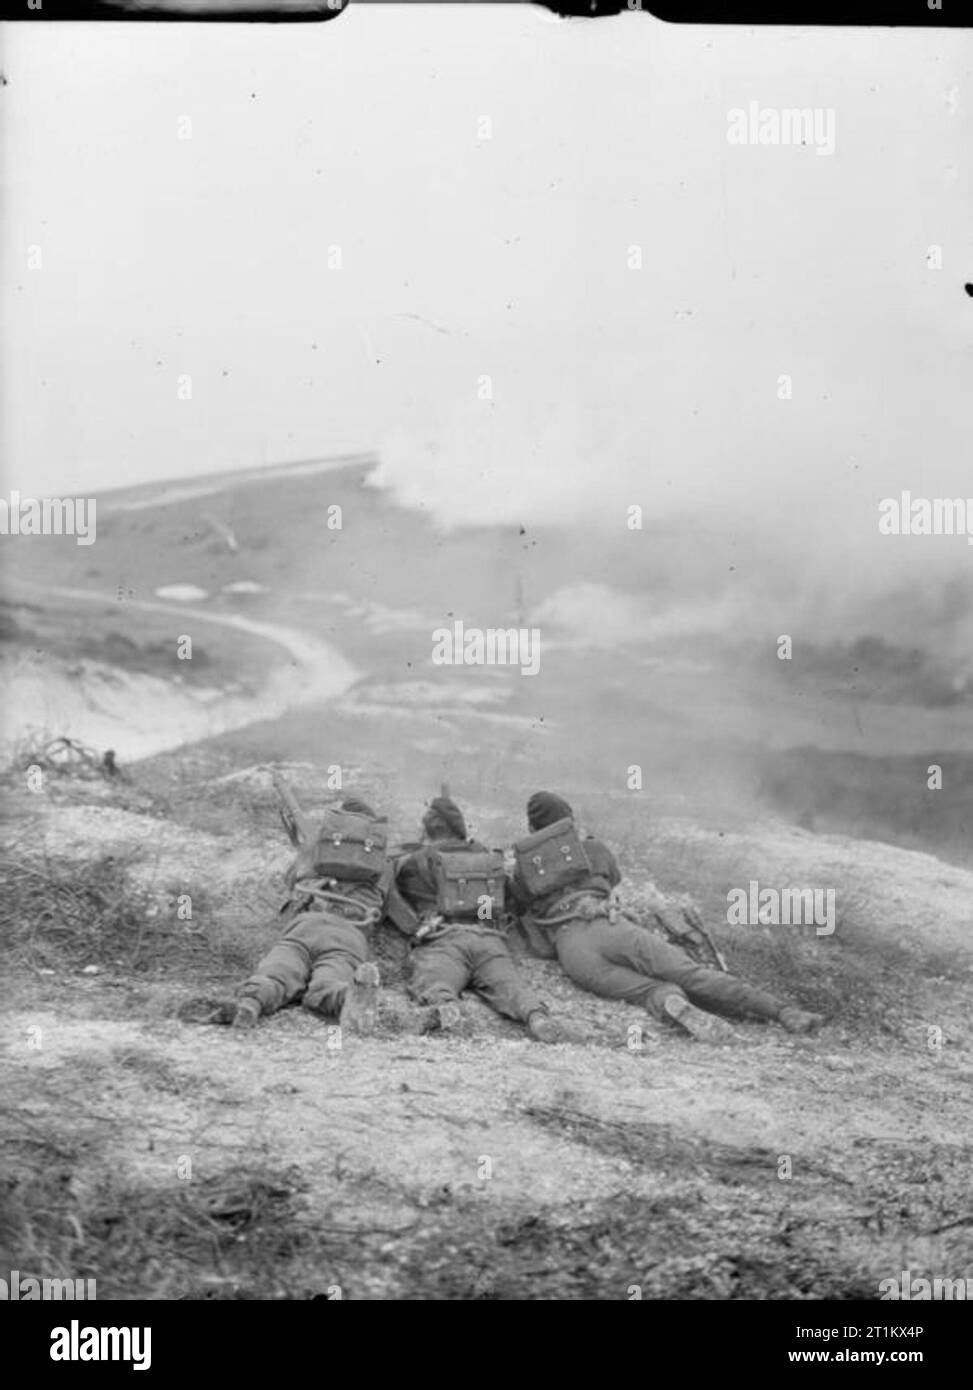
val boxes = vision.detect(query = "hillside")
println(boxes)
[2,744,971,1299]
[1,460,971,1299]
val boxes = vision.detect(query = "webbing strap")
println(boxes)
[292,880,381,926]
[412,913,507,944]
[536,891,613,929]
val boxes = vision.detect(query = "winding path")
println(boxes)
[3,579,360,761]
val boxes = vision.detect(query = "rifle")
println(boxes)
[660,898,729,973]
[688,907,729,973]
[271,772,314,849]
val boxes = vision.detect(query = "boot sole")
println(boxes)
[338,963,381,1036]
[665,999,735,1043]
[421,1003,463,1033]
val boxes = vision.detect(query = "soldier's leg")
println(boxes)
[468,935,546,1024]
[555,922,659,1009]
[598,918,784,1022]
[301,921,370,1017]
[409,936,473,1007]
[238,936,312,1017]
[553,920,735,1042]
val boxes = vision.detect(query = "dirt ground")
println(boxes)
[2,759,971,1300]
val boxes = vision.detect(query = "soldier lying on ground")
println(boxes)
[207,797,387,1033]
[390,795,583,1043]
[508,791,824,1042]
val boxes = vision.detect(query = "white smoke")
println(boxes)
[366,344,973,678]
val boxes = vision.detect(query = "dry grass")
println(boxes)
[0,851,250,979]
[5,1091,968,1300]
[6,734,120,781]
[0,1127,314,1300]
[0,853,153,972]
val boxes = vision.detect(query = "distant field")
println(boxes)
[3,458,970,868]
[0,598,271,689]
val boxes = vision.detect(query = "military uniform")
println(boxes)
[237,795,389,1023]
[395,838,547,1026]
[510,799,785,1026]
[239,877,387,1019]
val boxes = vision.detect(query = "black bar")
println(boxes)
[0,0,971,29]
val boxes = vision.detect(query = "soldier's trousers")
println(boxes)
[240,914,369,1018]
[554,917,783,1022]
[410,927,544,1024]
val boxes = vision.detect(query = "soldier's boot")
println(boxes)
[231,998,262,1030]
[662,994,735,1043]
[338,962,381,1037]
[176,997,234,1025]
[778,1006,825,1035]
[526,1011,588,1045]
[421,1001,464,1034]
[203,1000,236,1025]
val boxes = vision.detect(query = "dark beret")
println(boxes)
[341,798,376,817]
[527,791,574,831]
[423,796,468,840]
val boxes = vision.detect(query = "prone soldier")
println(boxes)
[215,794,389,1033]
[390,794,583,1043]
[508,791,824,1042]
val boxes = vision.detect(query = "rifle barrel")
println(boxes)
[272,774,313,845]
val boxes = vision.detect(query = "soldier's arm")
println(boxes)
[384,865,421,936]
[585,837,623,891]
[505,866,531,915]
[384,853,429,936]
[384,883,421,936]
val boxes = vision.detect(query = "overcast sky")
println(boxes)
[1,9,970,571]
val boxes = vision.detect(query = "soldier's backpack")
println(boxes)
[430,846,506,923]
[512,818,592,900]
[291,809,389,887]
